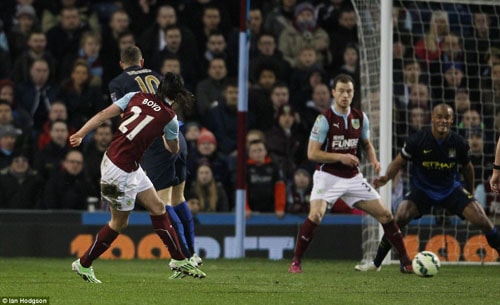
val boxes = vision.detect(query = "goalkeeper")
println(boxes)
[356,103,500,271]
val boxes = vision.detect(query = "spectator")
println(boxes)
[151,24,199,91]
[330,43,360,106]
[201,30,235,77]
[159,55,181,76]
[467,128,493,189]
[187,163,230,212]
[328,6,358,72]
[0,79,33,130]
[180,1,233,47]
[302,83,332,133]
[248,64,279,130]
[286,167,312,214]
[184,122,201,158]
[204,79,256,156]
[45,6,91,61]
[60,59,105,129]
[265,104,308,181]
[59,31,104,88]
[83,123,112,203]
[34,119,69,180]
[0,150,44,209]
[291,63,328,112]
[458,108,484,131]
[414,10,449,69]
[191,5,230,59]
[278,2,331,68]
[433,62,467,104]
[263,0,297,40]
[454,88,473,117]
[394,59,425,111]
[186,128,232,207]
[11,31,57,83]
[36,101,75,150]
[0,124,22,169]
[195,57,227,118]
[464,11,500,85]
[7,4,40,64]
[440,33,465,68]
[100,9,131,87]
[249,32,291,84]
[40,0,100,33]
[246,129,266,149]
[245,139,286,219]
[247,7,265,59]
[408,82,432,110]
[16,58,61,133]
[315,0,351,33]
[139,4,198,66]
[42,149,93,210]
[480,63,500,118]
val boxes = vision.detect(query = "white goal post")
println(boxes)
[353,0,500,264]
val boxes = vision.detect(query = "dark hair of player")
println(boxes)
[331,73,355,89]
[156,72,195,110]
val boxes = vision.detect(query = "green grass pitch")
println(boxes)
[0,258,497,305]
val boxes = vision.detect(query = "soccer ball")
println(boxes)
[412,251,441,277]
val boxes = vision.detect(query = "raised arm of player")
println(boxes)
[373,153,407,188]
[69,104,122,147]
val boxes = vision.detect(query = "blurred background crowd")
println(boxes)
[0,0,499,217]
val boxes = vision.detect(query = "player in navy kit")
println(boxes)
[356,103,500,272]
[288,74,412,273]
[69,72,206,283]
[109,47,200,279]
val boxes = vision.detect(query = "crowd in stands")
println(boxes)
[0,0,499,216]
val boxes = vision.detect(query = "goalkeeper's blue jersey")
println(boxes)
[401,128,470,201]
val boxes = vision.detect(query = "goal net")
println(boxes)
[354,0,500,264]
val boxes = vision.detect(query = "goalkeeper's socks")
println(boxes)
[382,220,411,265]
[80,224,119,267]
[485,226,500,254]
[372,236,392,267]
[175,201,196,254]
[293,218,318,261]
[166,205,192,257]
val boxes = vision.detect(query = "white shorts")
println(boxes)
[100,154,154,211]
[309,170,380,209]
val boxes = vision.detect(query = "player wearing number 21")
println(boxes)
[288,74,413,273]
[69,72,206,283]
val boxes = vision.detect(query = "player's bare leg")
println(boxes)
[289,199,328,273]
[138,188,206,278]
[463,201,500,255]
[355,199,413,273]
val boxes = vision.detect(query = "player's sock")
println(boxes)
[174,202,195,254]
[150,213,185,260]
[80,224,118,267]
[372,236,392,267]
[166,205,192,257]
[382,220,411,265]
[293,218,318,261]
[485,226,500,254]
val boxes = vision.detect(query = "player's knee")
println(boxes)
[110,218,129,232]
[149,200,166,216]
[378,210,393,224]
[308,210,324,224]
